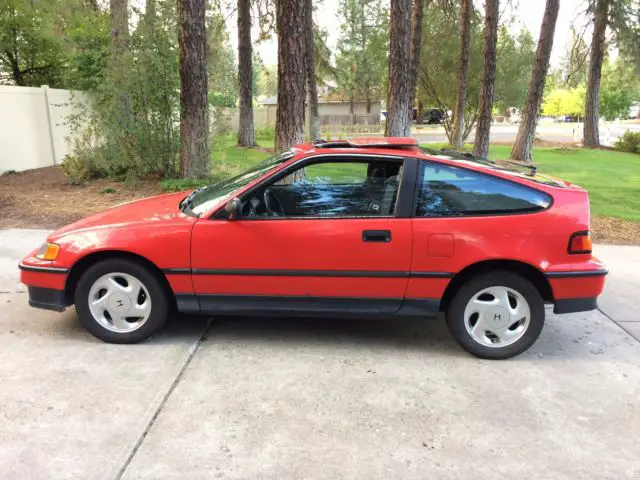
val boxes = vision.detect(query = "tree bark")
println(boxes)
[179,0,210,178]
[275,0,307,150]
[385,0,413,137]
[237,0,256,147]
[583,0,609,148]
[472,0,498,159]
[511,0,559,162]
[110,0,128,59]
[407,0,424,122]
[304,0,320,141]
[451,0,472,147]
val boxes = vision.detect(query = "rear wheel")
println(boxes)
[446,271,545,359]
[74,259,169,343]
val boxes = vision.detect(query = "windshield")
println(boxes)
[181,150,295,216]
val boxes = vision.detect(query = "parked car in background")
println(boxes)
[554,115,580,123]
[423,109,446,124]
[20,138,606,359]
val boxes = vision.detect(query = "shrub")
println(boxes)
[100,187,116,194]
[255,125,275,142]
[61,153,100,182]
[614,131,640,154]
[160,176,225,192]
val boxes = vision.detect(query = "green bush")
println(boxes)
[615,131,640,154]
[255,125,275,142]
[160,176,224,192]
[61,153,101,182]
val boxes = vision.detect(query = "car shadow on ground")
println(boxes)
[43,306,623,361]
[202,313,464,356]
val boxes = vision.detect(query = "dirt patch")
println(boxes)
[592,216,640,246]
[0,167,162,229]
[1,166,639,245]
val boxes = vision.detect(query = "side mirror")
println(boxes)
[225,197,242,220]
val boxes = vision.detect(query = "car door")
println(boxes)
[189,154,418,316]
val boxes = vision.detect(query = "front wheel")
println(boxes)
[446,271,545,359]
[75,259,169,343]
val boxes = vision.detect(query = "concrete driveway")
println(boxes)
[1,229,639,479]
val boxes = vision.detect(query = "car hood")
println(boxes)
[49,191,194,239]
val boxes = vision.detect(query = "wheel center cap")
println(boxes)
[109,293,131,312]
[486,306,510,329]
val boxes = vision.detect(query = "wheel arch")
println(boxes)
[64,250,176,309]
[439,259,553,312]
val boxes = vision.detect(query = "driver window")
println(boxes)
[243,159,403,218]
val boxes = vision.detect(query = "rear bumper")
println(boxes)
[27,286,67,312]
[553,297,598,314]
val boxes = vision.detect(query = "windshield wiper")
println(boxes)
[180,187,206,215]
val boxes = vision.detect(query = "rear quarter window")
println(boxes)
[416,162,552,217]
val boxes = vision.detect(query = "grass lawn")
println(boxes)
[424,144,640,223]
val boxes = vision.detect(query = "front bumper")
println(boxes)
[19,262,69,312]
[27,286,67,312]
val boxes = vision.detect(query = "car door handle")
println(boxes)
[362,230,392,243]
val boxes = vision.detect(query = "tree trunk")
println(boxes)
[179,0,210,178]
[583,0,609,148]
[407,0,424,122]
[472,0,499,159]
[110,0,128,58]
[511,0,559,162]
[303,0,320,141]
[275,0,306,150]
[451,0,472,147]
[237,0,256,147]
[385,0,413,137]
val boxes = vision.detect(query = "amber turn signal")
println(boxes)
[36,242,60,261]
[568,232,592,254]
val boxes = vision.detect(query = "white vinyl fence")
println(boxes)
[0,85,87,173]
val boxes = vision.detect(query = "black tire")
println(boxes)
[74,259,169,344]
[446,271,545,360]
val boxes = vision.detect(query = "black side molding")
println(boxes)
[554,297,598,314]
[163,268,454,279]
[27,287,67,312]
[545,269,608,279]
[19,264,69,274]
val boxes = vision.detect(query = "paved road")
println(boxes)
[1,229,639,479]
[414,122,640,146]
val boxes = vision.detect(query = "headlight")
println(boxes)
[36,242,60,261]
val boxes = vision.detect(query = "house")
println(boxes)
[259,95,382,125]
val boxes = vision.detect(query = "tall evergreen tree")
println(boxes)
[511,0,560,162]
[178,0,209,177]
[237,0,256,147]
[472,0,498,159]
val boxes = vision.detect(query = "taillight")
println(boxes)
[568,231,592,254]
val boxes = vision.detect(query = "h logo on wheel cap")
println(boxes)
[494,313,501,321]
[116,300,124,307]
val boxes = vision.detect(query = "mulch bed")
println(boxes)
[0,167,161,229]
[1,166,638,245]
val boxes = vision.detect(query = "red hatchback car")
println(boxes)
[20,138,607,359]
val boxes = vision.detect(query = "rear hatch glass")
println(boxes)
[421,148,568,188]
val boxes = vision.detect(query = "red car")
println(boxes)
[19,138,607,359]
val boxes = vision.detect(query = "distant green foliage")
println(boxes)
[335,0,388,107]
[615,131,640,154]
[418,6,536,143]
[160,177,223,192]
